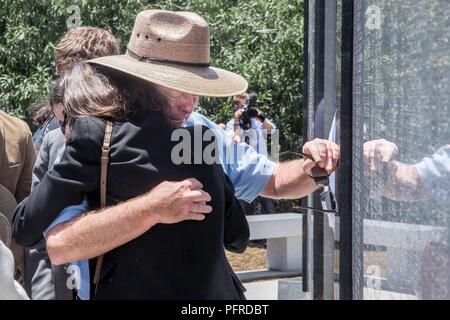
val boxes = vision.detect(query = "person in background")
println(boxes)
[0,110,36,290]
[0,110,36,203]
[226,92,277,216]
[32,102,52,129]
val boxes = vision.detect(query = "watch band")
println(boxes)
[312,174,329,187]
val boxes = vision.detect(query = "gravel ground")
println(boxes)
[226,246,267,271]
[226,245,388,275]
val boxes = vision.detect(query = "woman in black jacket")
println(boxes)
[13,10,250,299]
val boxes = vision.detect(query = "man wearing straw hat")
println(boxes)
[13,10,339,299]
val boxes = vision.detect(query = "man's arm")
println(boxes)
[46,179,212,265]
[256,110,274,131]
[187,113,340,202]
[363,139,432,201]
[261,119,274,131]
[377,161,430,201]
[260,159,319,199]
[260,138,340,199]
[231,109,244,139]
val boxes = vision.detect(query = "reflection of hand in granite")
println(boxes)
[363,139,399,174]
[380,160,430,201]
[363,139,431,201]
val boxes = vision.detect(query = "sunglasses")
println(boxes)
[274,151,339,214]
[292,188,339,214]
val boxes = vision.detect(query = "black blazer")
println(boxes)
[13,110,249,299]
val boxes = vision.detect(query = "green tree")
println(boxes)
[0,0,304,152]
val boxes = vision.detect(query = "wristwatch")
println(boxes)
[310,174,329,187]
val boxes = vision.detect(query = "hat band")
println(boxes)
[127,47,210,68]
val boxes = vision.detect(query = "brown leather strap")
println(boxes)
[93,120,113,294]
[100,121,113,208]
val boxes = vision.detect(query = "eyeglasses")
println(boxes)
[274,151,339,215]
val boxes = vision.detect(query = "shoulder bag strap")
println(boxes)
[93,120,113,295]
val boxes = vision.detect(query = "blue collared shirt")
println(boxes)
[44,198,90,300]
[44,148,90,299]
[415,146,450,204]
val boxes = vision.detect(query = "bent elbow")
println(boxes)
[12,204,42,247]
[13,228,40,247]
[225,237,249,254]
[225,225,250,254]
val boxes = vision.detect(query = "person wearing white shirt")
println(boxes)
[226,92,277,216]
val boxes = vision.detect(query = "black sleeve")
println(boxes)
[223,174,250,254]
[12,117,105,246]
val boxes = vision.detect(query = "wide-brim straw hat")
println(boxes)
[0,185,17,247]
[89,10,248,97]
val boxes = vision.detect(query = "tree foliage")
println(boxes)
[0,0,304,151]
